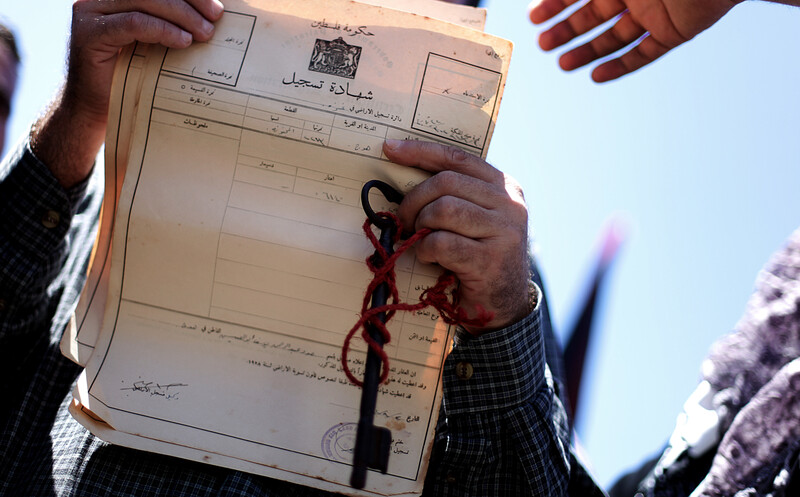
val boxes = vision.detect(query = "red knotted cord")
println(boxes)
[341,212,494,387]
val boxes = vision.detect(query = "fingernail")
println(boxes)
[180,30,192,46]
[212,0,225,17]
[384,139,403,152]
[202,18,215,36]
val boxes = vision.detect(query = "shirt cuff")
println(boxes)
[0,139,93,257]
[441,289,546,416]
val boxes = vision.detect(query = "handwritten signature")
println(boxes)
[120,380,187,400]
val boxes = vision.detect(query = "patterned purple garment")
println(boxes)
[638,230,800,497]
[695,229,800,496]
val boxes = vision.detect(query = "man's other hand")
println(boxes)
[529,0,739,82]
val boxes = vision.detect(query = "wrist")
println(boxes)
[463,279,539,336]
[30,87,105,189]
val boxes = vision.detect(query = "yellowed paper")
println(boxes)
[358,0,487,29]
[72,0,511,495]
[62,0,486,368]
[61,43,152,365]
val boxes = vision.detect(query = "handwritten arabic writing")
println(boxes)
[318,190,343,202]
[180,322,433,389]
[120,380,188,400]
[303,134,327,145]
[375,409,421,425]
[181,322,323,357]
[224,36,246,46]
[414,116,482,148]
[441,87,491,105]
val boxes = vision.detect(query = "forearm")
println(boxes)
[29,85,106,189]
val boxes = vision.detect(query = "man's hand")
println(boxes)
[529,0,740,82]
[32,0,224,188]
[383,139,532,335]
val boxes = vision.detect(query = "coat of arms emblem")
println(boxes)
[308,37,362,79]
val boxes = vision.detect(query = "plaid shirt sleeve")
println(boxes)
[0,137,98,341]
[423,293,573,496]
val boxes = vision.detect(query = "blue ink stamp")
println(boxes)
[322,422,357,462]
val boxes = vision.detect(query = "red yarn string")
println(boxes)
[341,212,494,387]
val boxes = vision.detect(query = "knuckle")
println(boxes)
[435,195,460,218]
[118,10,172,41]
[120,11,148,33]
[431,170,460,192]
[426,231,459,259]
[425,232,447,254]
[415,233,443,262]
[442,145,472,165]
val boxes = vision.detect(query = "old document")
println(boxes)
[70,0,511,495]
[62,0,488,367]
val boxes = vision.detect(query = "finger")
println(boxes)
[91,0,224,21]
[412,195,503,240]
[538,0,627,51]
[383,140,504,186]
[186,0,225,22]
[590,33,671,82]
[528,0,583,25]
[399,170,505,228]
[412,230,485,275]
[414,230,531,331]
[80,0,222,43]
[86,12,196,49]
[558,12,646,70]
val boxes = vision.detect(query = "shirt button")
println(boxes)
[0,299,6,312]
[445,472,458,484]
[455,361,473,380]
[41,210,61,229]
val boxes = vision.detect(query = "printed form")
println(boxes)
[70,1,511,495]
[63,0,488,367]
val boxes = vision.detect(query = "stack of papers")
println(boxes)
[61,0,511,494]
